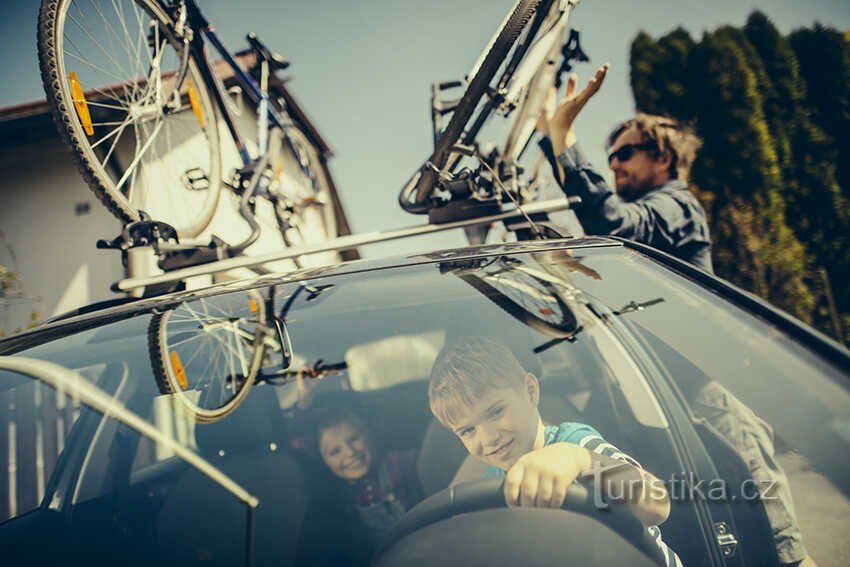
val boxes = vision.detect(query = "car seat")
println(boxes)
[155,385,310,566]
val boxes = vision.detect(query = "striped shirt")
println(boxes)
[484,422,683,567]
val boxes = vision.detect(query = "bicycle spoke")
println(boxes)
[95,127,127,178]
[177,339,206,370]
[166,333,211,350]
[91,0,140,81]
[129,0,149,73]
[114,117,163,192]
[109,0,148,82]
[63,36,141,108]
[84,100,131,111]
[91,119,131,127]
[206,327,253,363]
[63,44,129,87]
[183,301,210,327]
[66,10,131,82]
[89,116,129,150]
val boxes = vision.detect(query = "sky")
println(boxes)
[2,0,849,258]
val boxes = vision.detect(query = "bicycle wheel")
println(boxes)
[38,0,222,237]
[269,127,338,246]
[148,290,269,422]
[461,257,577,337]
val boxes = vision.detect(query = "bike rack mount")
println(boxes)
[112,196,580,294]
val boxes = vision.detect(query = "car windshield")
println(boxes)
[2,245,849,566]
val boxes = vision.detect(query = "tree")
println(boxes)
[790,25,850,202]
[746,13,850,336]
[629,14,850,341]
[630,28,696,120]
[630,18,818,325]
[690,29,813,320]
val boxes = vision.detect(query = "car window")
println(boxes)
[4,247,847,564]
[0,363,116,522]
[0,254,675,553]
[562,246,850,564]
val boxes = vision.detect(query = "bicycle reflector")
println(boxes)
[187,83,205,128]
[169,351,189,389]
[68,71,94,136]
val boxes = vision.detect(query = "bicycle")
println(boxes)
[37,0,336,258]
[147,287,276,422]
[399,0,588,239]
[147,281,332,421]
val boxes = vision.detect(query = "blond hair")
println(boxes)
[606,113,703,181]
[429,337,527,426]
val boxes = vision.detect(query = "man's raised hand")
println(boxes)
[542,63,610,155]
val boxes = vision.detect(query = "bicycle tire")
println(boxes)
[38,0,222,237]
[147,290,267,422]
[401,0,544,212]
[461,262,577,337]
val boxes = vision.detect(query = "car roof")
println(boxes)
[0,237,622,353]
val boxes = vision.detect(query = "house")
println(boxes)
[0,50,355,336]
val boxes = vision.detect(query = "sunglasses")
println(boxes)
[607,142,656,165]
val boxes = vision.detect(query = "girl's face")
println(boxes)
[318,420,372,481]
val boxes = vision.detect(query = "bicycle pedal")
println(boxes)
[181,168,210,191]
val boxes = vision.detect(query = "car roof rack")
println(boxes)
[113,197,577,295]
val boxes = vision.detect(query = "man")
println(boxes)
[541,66,818,567]
[540,64,713,273]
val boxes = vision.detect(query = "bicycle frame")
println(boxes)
[457,0,578,170]
[173,0,292,168]
[401,0,586,218]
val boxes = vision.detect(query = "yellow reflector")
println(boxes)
[68,71,94,136]
[248,298,258,314]
[170,351,189,389]
[188,84,204,128]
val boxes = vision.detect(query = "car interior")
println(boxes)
[0,277,727,566]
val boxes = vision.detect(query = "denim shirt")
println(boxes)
[556,144,713,274]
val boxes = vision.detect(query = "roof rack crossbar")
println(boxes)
[114,197,575,292]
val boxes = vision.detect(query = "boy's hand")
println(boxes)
[504,443,592,508]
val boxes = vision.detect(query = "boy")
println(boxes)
[429,336,681,567]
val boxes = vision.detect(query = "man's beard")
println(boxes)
[616,176,655,202]
[616,182,648,202]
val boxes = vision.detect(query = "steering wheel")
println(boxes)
[374,478,666,565]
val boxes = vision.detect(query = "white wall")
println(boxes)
[0,138,124,334]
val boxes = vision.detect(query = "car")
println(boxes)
[1,235,849,567]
